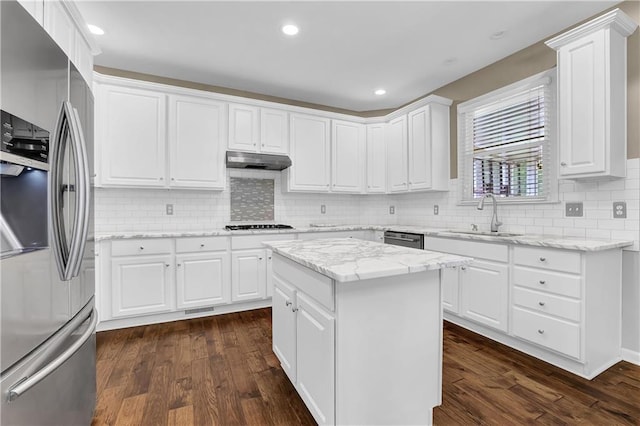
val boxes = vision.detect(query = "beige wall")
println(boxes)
[95,1,639,179]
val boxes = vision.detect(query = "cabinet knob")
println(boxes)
[326,184,329,187]
[560,162,567,166]
[538,301,545,306]
[285,301,292,307]
[165,264,170,267]
[171,177,175,181]
[159,177,163,180]
[140,246,144,250]
[268,256,272,260]
[539,257,546,262]
[460,266,467,271]
[539,280,546,285]
[538,329,545,334]
[259,257,263,260]
[253,143,257,146]
[177,263,182,267]
[200,244,205,248]
[292,307,298,313]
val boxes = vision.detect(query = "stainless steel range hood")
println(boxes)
[226,151,292,171]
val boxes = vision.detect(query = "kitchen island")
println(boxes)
[263,238,471,426]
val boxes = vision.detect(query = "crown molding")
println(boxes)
[545,8,638,50]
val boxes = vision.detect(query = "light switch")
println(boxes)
[321,204,326,214]
[565,202,583,217]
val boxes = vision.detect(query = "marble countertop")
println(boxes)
[264,238,472,282]
[95,224,634,252]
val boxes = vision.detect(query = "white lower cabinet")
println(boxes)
[426,236,624,379]
[272,276,297,381]
[111,254,173,318]
[295,292,335,424]
[459,260,509,332]
[231,249,267,302]
[176,252,230,309]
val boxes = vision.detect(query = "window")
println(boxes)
[458,70,557,203]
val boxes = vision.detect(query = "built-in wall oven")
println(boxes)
[383,231,424,249]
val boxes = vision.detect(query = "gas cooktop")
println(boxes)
[225,224,294,231]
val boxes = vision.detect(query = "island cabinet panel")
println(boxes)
[441,265,460,314]
[271,252,443,425]
[272,275,297,382]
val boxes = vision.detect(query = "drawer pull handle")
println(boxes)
[539,280,546,284]
[539,257,546,262]
[285,301,292,307]
[538,329,545,334]
[538,301,545,306]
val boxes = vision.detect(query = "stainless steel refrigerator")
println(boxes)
[0,1,97,424]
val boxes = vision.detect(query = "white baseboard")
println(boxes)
[621,348,640,366]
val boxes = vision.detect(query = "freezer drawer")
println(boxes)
[1,302,96,426]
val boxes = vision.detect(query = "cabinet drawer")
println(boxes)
[513,287,581,322]
[513,246,581,274]
[513,266,581,298]
[111,239,172,256]
[273,255,334,311]
[232,234,296,250]
[176,236,228,253]
[512,307,580,359]
[424,237,507,262]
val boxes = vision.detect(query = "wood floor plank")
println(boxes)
[93,309,640,426]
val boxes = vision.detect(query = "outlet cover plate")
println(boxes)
[613,201,627,219]
[389,206,395,215]
[166,204,174,215]
[434,205,439,215]
[320,204,326,214]
[565,202,583,217]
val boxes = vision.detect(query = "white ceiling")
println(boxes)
[77,1,618,112]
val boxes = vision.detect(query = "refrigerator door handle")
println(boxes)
[6,303,97,402]
[67,105,90,278]
[49,102,69,282]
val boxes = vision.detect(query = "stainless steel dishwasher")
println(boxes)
[383,231,424,249]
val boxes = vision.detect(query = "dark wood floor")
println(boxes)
[92,308,640,425]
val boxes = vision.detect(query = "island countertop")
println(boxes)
[264,237,472,282]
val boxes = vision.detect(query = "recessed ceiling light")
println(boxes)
[490,30,507,40]
[374,89,386,96]
[87,24,105,35]
[282,24,299,36]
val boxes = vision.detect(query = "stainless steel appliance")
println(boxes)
[225,224,294,231]
[384,231,424,249]
[1,2,96,424]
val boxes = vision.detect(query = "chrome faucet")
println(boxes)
[477,193,503,232]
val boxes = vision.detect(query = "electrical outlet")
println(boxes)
[320,204,326,214]
[434,205,439,215]
[565,202,583,217]
[166,204,174,215]
[389,205,395,215]
[613,201,627,219]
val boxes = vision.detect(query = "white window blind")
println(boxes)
[458,70,556,203]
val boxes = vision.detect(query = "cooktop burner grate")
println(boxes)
[225,224,294,231]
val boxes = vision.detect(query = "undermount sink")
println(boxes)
[446,230,523,237]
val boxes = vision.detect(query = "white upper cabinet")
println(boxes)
[260,108,289,154]
[228,104,289,155]
[169,95,226,189]
[228,103,260,151]
[386,115,408,193]
[43,0,75,59]
[546,9,638,179]
[331,120,365,193]
[97,84,168,187]
[408,104,451,191]
[287,113,331,192]
[366,123,387,193]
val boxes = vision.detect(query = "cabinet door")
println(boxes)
[272,276,297,382]
[228,103,259,152]
[265,249,274,298]
[176,252,230,310]
[408,106,432,190]
[460,260,509,332]
[43,0,74,58]
[169,95,225,189]
[98,85,167,187]
[331,120,365,193]
[296,292,335,425]
[441,265,459,314]
[288,114,330,192]
[558,32,606,177]
[386,115,408,192]
[260,108,289,154]
[366,123,387,193]
[231,249,266,302]
[111,255,173,317]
